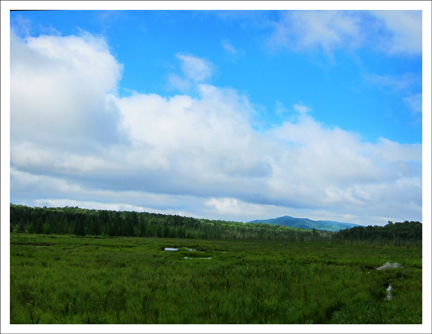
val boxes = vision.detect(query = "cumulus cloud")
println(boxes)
[115,83,270,185]
[10,31,422,225]
[10,31,126,153]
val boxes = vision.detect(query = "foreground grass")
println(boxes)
[10,233,422,324]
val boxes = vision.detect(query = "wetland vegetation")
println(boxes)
[10,234,421,324]
[9,204,422,324]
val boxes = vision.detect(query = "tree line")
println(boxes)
[9,204,320,242]
[333,220,422,247]
[9,204,421,246]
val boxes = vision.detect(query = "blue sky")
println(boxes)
[6,8,426,226]
[11,10,422,143]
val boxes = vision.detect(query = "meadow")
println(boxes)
[10,233,422,324]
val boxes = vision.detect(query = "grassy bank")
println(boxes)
[10,233,422,324]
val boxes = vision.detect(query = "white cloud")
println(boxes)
[267,10,422,57]
[177,53,214,82]
[10,167,204,217]
[221,39,237,54]
[168,53,215,91]
[269,11,363,54]
[364,73,421,91]
[204,197,289,222]
[275,101,287,115]
[372,137,422,163]
[10,31,422,226]
[364,73,422,117]
[293,103,311,115]
[116,83,268,182]
[404,93,422,114]
[370,10,422,56]
[10,32,125,152]
[10,15,32,37]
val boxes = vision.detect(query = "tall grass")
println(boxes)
[10,233,422,324]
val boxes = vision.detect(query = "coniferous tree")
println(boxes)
[17,219,26,233]
[74,216,86,236]
[139,221,147,237]
[88,216,102,236]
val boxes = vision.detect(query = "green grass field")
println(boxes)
[10,233,422,324]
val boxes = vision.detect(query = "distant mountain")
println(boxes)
[248,215,362,232]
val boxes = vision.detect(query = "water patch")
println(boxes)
[164,248,178,252]
[385,285,392,301]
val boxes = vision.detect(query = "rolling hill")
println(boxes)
[249,215,362,232]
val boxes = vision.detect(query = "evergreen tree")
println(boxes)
[139,221,147,237]
[88,216,102,236]
[74,217,86,236]
[17,219,26,233]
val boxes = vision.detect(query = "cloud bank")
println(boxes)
[10,31,422,225]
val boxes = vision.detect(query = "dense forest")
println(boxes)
[9,204,317,242]
[333,221,422,247]
[9,204,421,246]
